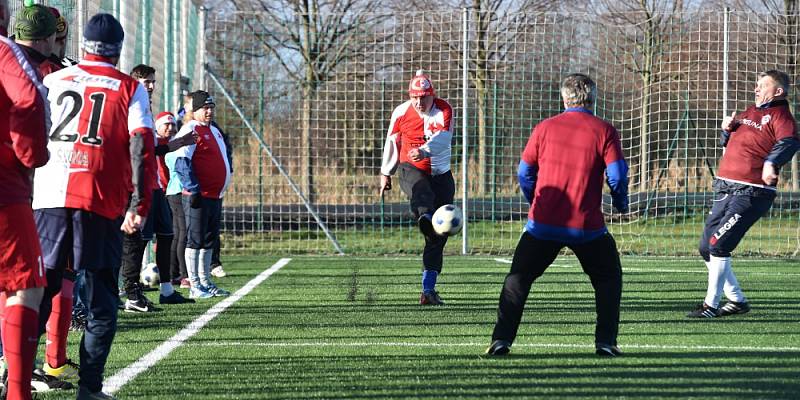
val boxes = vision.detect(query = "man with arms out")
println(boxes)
[33,13,155,399]
[0,0,50,398]
[379,70,454,305]
[172,91,231,299]
[486,73,629,357]
[689,70,799,318]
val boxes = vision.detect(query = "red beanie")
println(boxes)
[155,112,176,131]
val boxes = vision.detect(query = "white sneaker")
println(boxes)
[211,265,227,278]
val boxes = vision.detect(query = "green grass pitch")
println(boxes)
[42,256,800,399]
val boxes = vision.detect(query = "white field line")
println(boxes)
[103,258,292,395]
[195,341,800,353]
[493,258,800,276]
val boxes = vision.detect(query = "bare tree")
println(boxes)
[232,0,390,203]
[594,0,689,192]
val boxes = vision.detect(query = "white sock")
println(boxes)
[199,248,213,288]
[160,282,175,297]
[185,248,200,287]
[723,265,745,303]
[704,256,730,308]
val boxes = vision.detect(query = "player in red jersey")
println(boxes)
[32,13,155,399]
[688,70,799,318]
[11,4,81,391]
[486,74,629,357]
[379,70,455,306]
[0,1,51,398]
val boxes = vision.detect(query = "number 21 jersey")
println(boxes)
[33,57,154,220]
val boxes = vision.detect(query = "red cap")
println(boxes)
[408,69,435,97]
[155,112,176,130]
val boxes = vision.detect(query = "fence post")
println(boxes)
[461,7,469,255]
[258,73,265,232]
[722,8,729,120]
[491,81,497,222]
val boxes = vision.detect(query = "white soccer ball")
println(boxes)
[432,204,463,236]
[140,263,160,288]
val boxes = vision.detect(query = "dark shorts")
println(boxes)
[397,163,455,218]
[141,189,173,240]
[183,195,222,249]
[34,208,123,272]
[699,191,774,259]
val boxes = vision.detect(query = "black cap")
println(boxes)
[190,90,215,112]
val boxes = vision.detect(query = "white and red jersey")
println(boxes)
[381,98,453,176]
[173,120,231,199]
[32,55,155,220]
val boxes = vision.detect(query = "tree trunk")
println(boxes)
[473,2,488,195]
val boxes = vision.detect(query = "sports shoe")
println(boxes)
[77,386,117,400]
[70,313,87,332]
[189,286,214,299]
[417,213,436,239]
[595,343,623,357]
[719,301,751,316]
[124,297,152,313]
[180,278,191,289]
[206,285,230,297]
[31,368,74,391]
[159,291,195,304]
[211,265,227,278]
[484,340,511,356]
[171,277,183,285]
[419,290,444,305]
[686,302,719,318]
[43,359,79,380]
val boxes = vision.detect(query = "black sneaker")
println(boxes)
[595,343,623,357]
[419,290,444,305]
[31,368,74,392]
[719,301,750,316]
[159,291,195,304]
[686,302,719,318]
[484,340,511,356]
[124,297,152,313]
[417,213,436,239]
[70,313,87,332]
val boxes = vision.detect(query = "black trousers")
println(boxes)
[491,231,622,347]
[397,163,455,272]
[167,194,187,280]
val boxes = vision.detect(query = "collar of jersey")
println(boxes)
[758,98,789,109]
[564,107,593,115]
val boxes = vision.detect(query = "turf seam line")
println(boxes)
[494,258,800,275]
[194,341,800,352]
[103,257,292,395]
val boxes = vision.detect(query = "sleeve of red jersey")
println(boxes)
[6,54,49,169]
[771,109,799,141]
[127,83,156,217]
[520,125,540,167]
[602,126,625,166]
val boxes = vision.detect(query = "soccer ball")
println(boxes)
[140,263,160,288]
[432,204,463,236]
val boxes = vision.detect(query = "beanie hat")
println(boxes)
[408,69,435,97]
[190,90,215,112]
[48,7,68,39]
[155,112,176,131]
[14,4,57,41]
[82,13,123,57]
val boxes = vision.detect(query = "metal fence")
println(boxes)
[207,8,800,257]
[9,3,800,257]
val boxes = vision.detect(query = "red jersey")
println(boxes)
[522,109,625,234]
[173,120,231,199]
[382,98,453,176]
[33,56,155,219]
[0,35,50,206]
[718,102,798,187]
